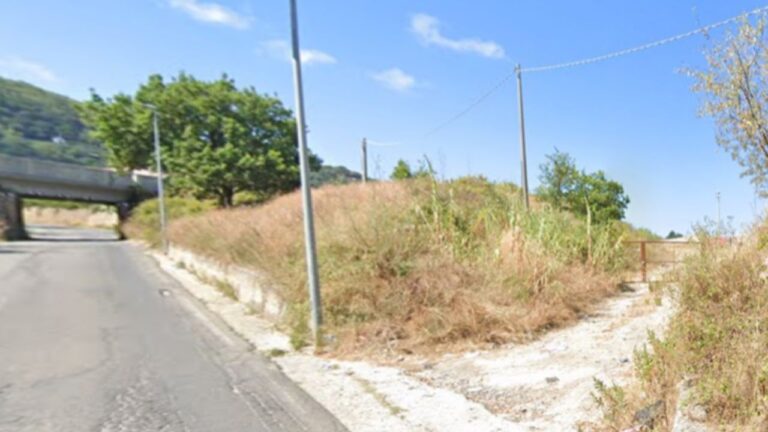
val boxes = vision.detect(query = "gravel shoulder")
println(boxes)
[413,282,674,430]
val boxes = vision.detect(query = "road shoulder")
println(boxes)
[146,244,518,432]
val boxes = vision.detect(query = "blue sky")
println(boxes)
[0,0,765,235]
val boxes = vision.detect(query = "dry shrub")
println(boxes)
[608,226,768,430]
[137,177,627,355]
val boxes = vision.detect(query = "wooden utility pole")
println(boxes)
[516,64,530,210]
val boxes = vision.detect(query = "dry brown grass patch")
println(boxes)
[135,178,627,355]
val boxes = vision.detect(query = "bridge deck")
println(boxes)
[0,154,158,203]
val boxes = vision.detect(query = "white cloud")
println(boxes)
[168,0,250,29]
[259,40,337,65]
[300,49,337,65]
[372,68,416,92]
[410,13,505,59]
[0,57,59,84]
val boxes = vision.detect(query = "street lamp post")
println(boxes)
[288,0,323,344]
[145,104,168,254]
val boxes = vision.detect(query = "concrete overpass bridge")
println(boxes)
[0,154,159,239]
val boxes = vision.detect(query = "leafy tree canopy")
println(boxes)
[390,158,434,181]
[390,159,413,180]
[81,73,320,206]
[691,16,768,195]
[666,230,684,239]
[537,150,630,224]
[310,165,362,187]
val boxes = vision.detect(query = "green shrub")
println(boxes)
[124,197,214,246]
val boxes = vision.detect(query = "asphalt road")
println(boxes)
[0,225,347,432]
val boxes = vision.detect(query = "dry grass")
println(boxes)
[131,177,629,355]
[596,226,768,431]
[23,206,118,228]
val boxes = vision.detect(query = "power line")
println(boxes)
[522,4,768,73]
[423,72,515,138]
[422,5,768,137]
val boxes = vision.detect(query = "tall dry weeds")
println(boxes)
[596,226,768,431]
[132,178,628,355]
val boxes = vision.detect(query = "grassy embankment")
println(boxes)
[596,225,768,430]
[127,177,634,354]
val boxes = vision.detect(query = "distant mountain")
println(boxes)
[0,77,104,166]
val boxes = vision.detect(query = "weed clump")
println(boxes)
[599,226,768,430]
[124,197,214,247]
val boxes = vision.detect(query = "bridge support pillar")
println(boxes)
[0,191,28,240]
[116,202,134,240]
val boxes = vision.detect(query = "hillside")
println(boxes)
[0,76,104,166]
[127,177,629,353]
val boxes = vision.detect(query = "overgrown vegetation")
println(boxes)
[128,177,633,354]
[390,158,432,180]
[594,15,768,430]
[598,225,768,430]
[123,197,214,247]
[0,76,104,165]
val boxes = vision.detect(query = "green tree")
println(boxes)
[309,165,362,187]
[537,150,629,224]
[391,159,413,180]
[81,73,320,206]
[666,230,684,239]
[691,16,768,195]
[79,93,151,170]
[537,150,580,206]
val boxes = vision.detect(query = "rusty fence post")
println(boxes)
[640,241,647,283]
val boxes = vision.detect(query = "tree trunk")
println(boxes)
[219,187,235,208]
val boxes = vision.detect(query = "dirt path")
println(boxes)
[412,281,674,430]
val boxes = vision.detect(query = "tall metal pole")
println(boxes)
[289,0,323,342]
[516,64,530,210]
[151,109,168,254]
[361,138,368,183]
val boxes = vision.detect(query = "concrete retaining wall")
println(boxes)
[167,246,286,320]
